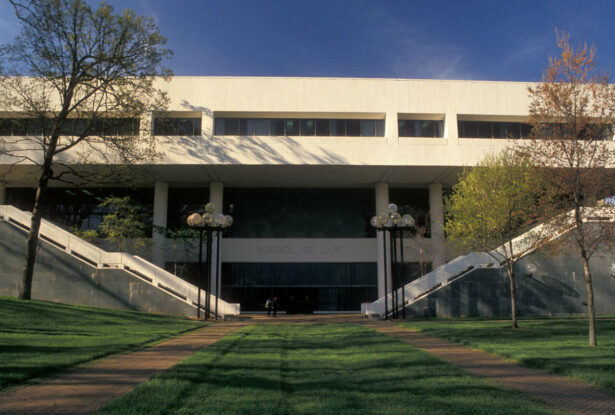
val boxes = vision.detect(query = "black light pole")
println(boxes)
[214,228,221,320]
[196,228,204,319]
[398,227,406,319]
[205,229,213,319]
[391,228,399,318]
[371,204,414,320]
[187,203,233,320]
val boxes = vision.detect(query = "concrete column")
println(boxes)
[385,112,398,145]
[152,181,169,267]
[444,112,458,141]
[375,182,392,298]
[209,182,224,301]
[202,109,214,138]
[429,183,446,269]
[0,182,6,205]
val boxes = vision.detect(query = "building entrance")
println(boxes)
[221,262,377,312]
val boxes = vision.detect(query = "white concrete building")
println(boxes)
[0,76,566,312]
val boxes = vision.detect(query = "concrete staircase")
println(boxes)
[0,205,240,319]
[363,207,615,319]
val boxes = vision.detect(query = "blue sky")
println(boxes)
[1,0,613,81]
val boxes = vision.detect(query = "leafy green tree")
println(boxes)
[445,150,544,328]
[98,196,150,252]
[0,0,171,299]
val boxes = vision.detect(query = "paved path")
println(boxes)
[0,323,245,415]
[369,323,615,415]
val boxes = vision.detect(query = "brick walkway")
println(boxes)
[369,323,615,415]
[0,323,245,415]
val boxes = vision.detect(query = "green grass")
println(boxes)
[95,324,558,415]
[400,319,615,394]
[0,297,203,390]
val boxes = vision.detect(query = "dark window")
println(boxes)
[477,122,492,138]
[285,119,300,135]
[458,121,532,139]
[223,119,240,135]
[315,119,330,136]
[346,120,361,136]
[300,119,315,136]
[398,120,444,137]
[331,119,346,136]
[270,119,285,135]
[0,119,13,135]
[375,120,385,136]
[360,120,375,137]
[12,119,28,135]
[521,123,532,139]
[214,118,225,135]
[251,119,270,135]
[213,118,385,137]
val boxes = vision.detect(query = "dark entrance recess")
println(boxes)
[221,262,378,312]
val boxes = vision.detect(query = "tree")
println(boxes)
[516,30,615,346]
[98,196,150,252]
[444,150,544,329]
[0,0,171,300]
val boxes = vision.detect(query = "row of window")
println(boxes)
[214,118,385,137]
[153,118,202,136]
[0,118,140,136]
[398,120,444,138]
[458,121,532,139]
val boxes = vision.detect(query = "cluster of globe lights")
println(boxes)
[186,202,233,228]
[370,203,415,229]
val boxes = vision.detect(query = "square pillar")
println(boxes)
[153,181,168,267]
[444,112,458,141]
[429,183,446,269]
[0,182,6,205]
[385,112,398,145]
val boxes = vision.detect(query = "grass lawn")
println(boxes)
[400,319,615,394]
[95,324,558,415]
[0,297,203,390]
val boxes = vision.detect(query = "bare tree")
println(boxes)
[517,30,615,345]
[0,0,171,300]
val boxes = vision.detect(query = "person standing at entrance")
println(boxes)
[272,297,279,317]
[265,297,273,316]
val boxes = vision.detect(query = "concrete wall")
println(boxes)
[0,222,196,317]
[406,245,615,318]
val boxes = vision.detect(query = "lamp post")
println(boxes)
[186,202,233,320]
[370,203,414,320]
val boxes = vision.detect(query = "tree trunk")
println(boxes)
[581,253,597,347]
[19,164,53,300]
[507,262,518,329]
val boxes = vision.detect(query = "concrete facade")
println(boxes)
[1,77,614,312]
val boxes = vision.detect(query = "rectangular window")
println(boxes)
[270,119,285,135]
[300,119,315,136]
[331,119,346,136]
[213,117,385,137]
[315,119,330,136]
[458,121,531,139]
[285,119,300,135]
[346,120,361,136]
[375,120,385,137]
[398,120,444,137]
[360,120,375,137]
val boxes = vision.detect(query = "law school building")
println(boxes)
[4,76,612,315]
